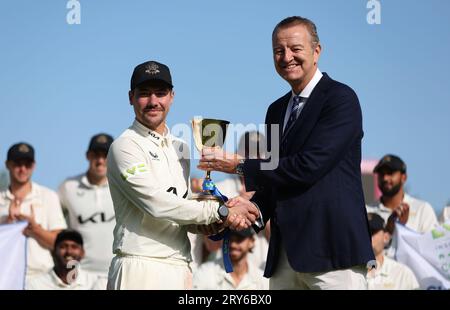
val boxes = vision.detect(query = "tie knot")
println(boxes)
[293,95,304,106]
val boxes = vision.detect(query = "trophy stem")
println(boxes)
[206,171,211,180]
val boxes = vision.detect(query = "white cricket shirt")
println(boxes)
[0,183,67,276]
[107,120,220,263]
[58,174,115,275]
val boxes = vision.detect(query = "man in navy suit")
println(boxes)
[199,16,374,289]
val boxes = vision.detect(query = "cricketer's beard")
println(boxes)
[381,182,402,197]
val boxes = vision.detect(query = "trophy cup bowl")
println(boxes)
[191,117,230,201]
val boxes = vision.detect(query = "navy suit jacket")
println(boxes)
[244,73,374,276]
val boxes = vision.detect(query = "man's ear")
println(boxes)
[29,161,36,173]
[313,43,322,65]
[129,90,134,105]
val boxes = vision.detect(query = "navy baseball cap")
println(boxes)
[130,60,173,90]
[88,133,113,153]
[55,229,84,247]
[7,142,35,162]
[373,154,407,174]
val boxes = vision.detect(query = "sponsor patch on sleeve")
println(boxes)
[120,162,149,180]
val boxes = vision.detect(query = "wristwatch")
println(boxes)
[235,159,245,176]
[218,204,229,220]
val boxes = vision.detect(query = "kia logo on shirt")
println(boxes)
[78,212,115,224]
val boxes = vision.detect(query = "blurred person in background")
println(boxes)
[193,228,268,290]
[0,142,67,284]
[58,133,115,284]
[366,213,419,290]
[438,204,450,224]
[366,154,438,257]
[27,230,104,290]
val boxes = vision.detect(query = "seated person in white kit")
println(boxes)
[366,213,419,290]
[193,228,268,290]
[27,230,104,290]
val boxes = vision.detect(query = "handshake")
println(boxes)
[195,146,261,235]
[198,196,260,235]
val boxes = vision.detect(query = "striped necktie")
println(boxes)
[284,95,305,133]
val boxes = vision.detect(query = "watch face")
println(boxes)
[219,205,229,218]
[236,163,244,176]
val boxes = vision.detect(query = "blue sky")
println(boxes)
[1,0,449,215]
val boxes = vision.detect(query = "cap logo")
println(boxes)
[18,144,30,153]
[145,63,160,75]
[96,135,108,144]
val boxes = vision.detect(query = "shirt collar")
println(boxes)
[221,261,258,289]
[292,68,323,98]
[377,255,391,277]
[377,193,410,211]
[5,182,39,201]
[80,174,108,189]
[50,268,85,288]
[131,119,171,147]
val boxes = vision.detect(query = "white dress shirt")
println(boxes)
[283,68,323,130]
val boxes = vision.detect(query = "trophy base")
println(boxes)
[190,192,221,201]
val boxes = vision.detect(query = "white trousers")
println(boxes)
[107,254,192,290]
[270,248,368,290]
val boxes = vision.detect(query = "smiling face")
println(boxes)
[6,159,35,185]
[377,168,406,197]
[272,24,321,93]
[229,235,254,263]
[53,239,85,270]
[129,81,174,134]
